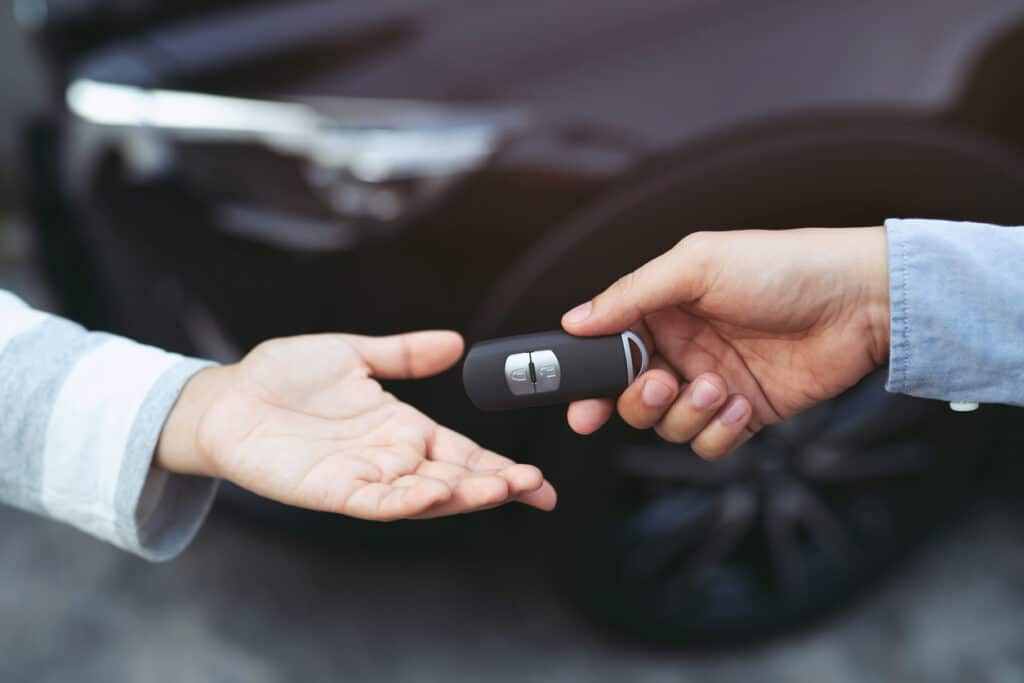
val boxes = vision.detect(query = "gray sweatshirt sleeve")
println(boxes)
[885,218,1024,406]
[0,290,219,561]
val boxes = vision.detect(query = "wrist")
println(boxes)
[155,364,235,477]
[860,225,891,366]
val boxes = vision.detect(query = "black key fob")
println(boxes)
[462,330,648,411]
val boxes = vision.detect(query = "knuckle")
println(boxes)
[654,419,693,445]
[398,334,416,376]
[465,447,487,470]
[678,230,713,252]
[602,268,652,319]
[671,232,717,301]
[609,269,640,299]
[622,412,654,430]
[617,395,652,429]
[653,424,682,443]
[617,406,642,429]
[693,374,728,405]
[692,436,729,461]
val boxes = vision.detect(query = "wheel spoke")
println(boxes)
[616,489,718,580]
[661,485,758,589]
[763,480,859,593]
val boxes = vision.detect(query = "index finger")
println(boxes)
[561,234,710,336]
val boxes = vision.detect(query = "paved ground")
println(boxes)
[3,482,1024,682]
[1,213,1024,682]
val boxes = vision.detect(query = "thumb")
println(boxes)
[342,330,465,379]
[561,236,708,336]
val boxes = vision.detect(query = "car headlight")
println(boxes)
[66,79,526,250]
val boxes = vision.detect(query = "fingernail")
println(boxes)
[642,379,674,407]
[563,301,593,324]
[691,380,722,409]
[720,397,749,425]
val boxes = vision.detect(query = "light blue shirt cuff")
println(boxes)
[885,218,1024,406]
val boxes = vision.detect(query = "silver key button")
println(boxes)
[504,353,535,395]
[531,350,561,394]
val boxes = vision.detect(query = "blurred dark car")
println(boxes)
[17,0,1024,643]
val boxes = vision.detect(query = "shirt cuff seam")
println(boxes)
[886,219,911,392]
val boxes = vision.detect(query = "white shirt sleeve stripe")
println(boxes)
[39,336,181,542]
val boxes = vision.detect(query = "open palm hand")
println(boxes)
[159,332,556,520]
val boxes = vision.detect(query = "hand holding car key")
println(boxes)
[466,227,897,460]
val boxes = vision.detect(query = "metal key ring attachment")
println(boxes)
[621,330,649,385]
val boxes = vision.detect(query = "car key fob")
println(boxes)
[462,330,648,411]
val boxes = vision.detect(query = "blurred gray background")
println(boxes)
[0,2,44,204]
[2,5,1024,683]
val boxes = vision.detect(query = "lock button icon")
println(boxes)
[504,353,536,396]
[504,349,561,396]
